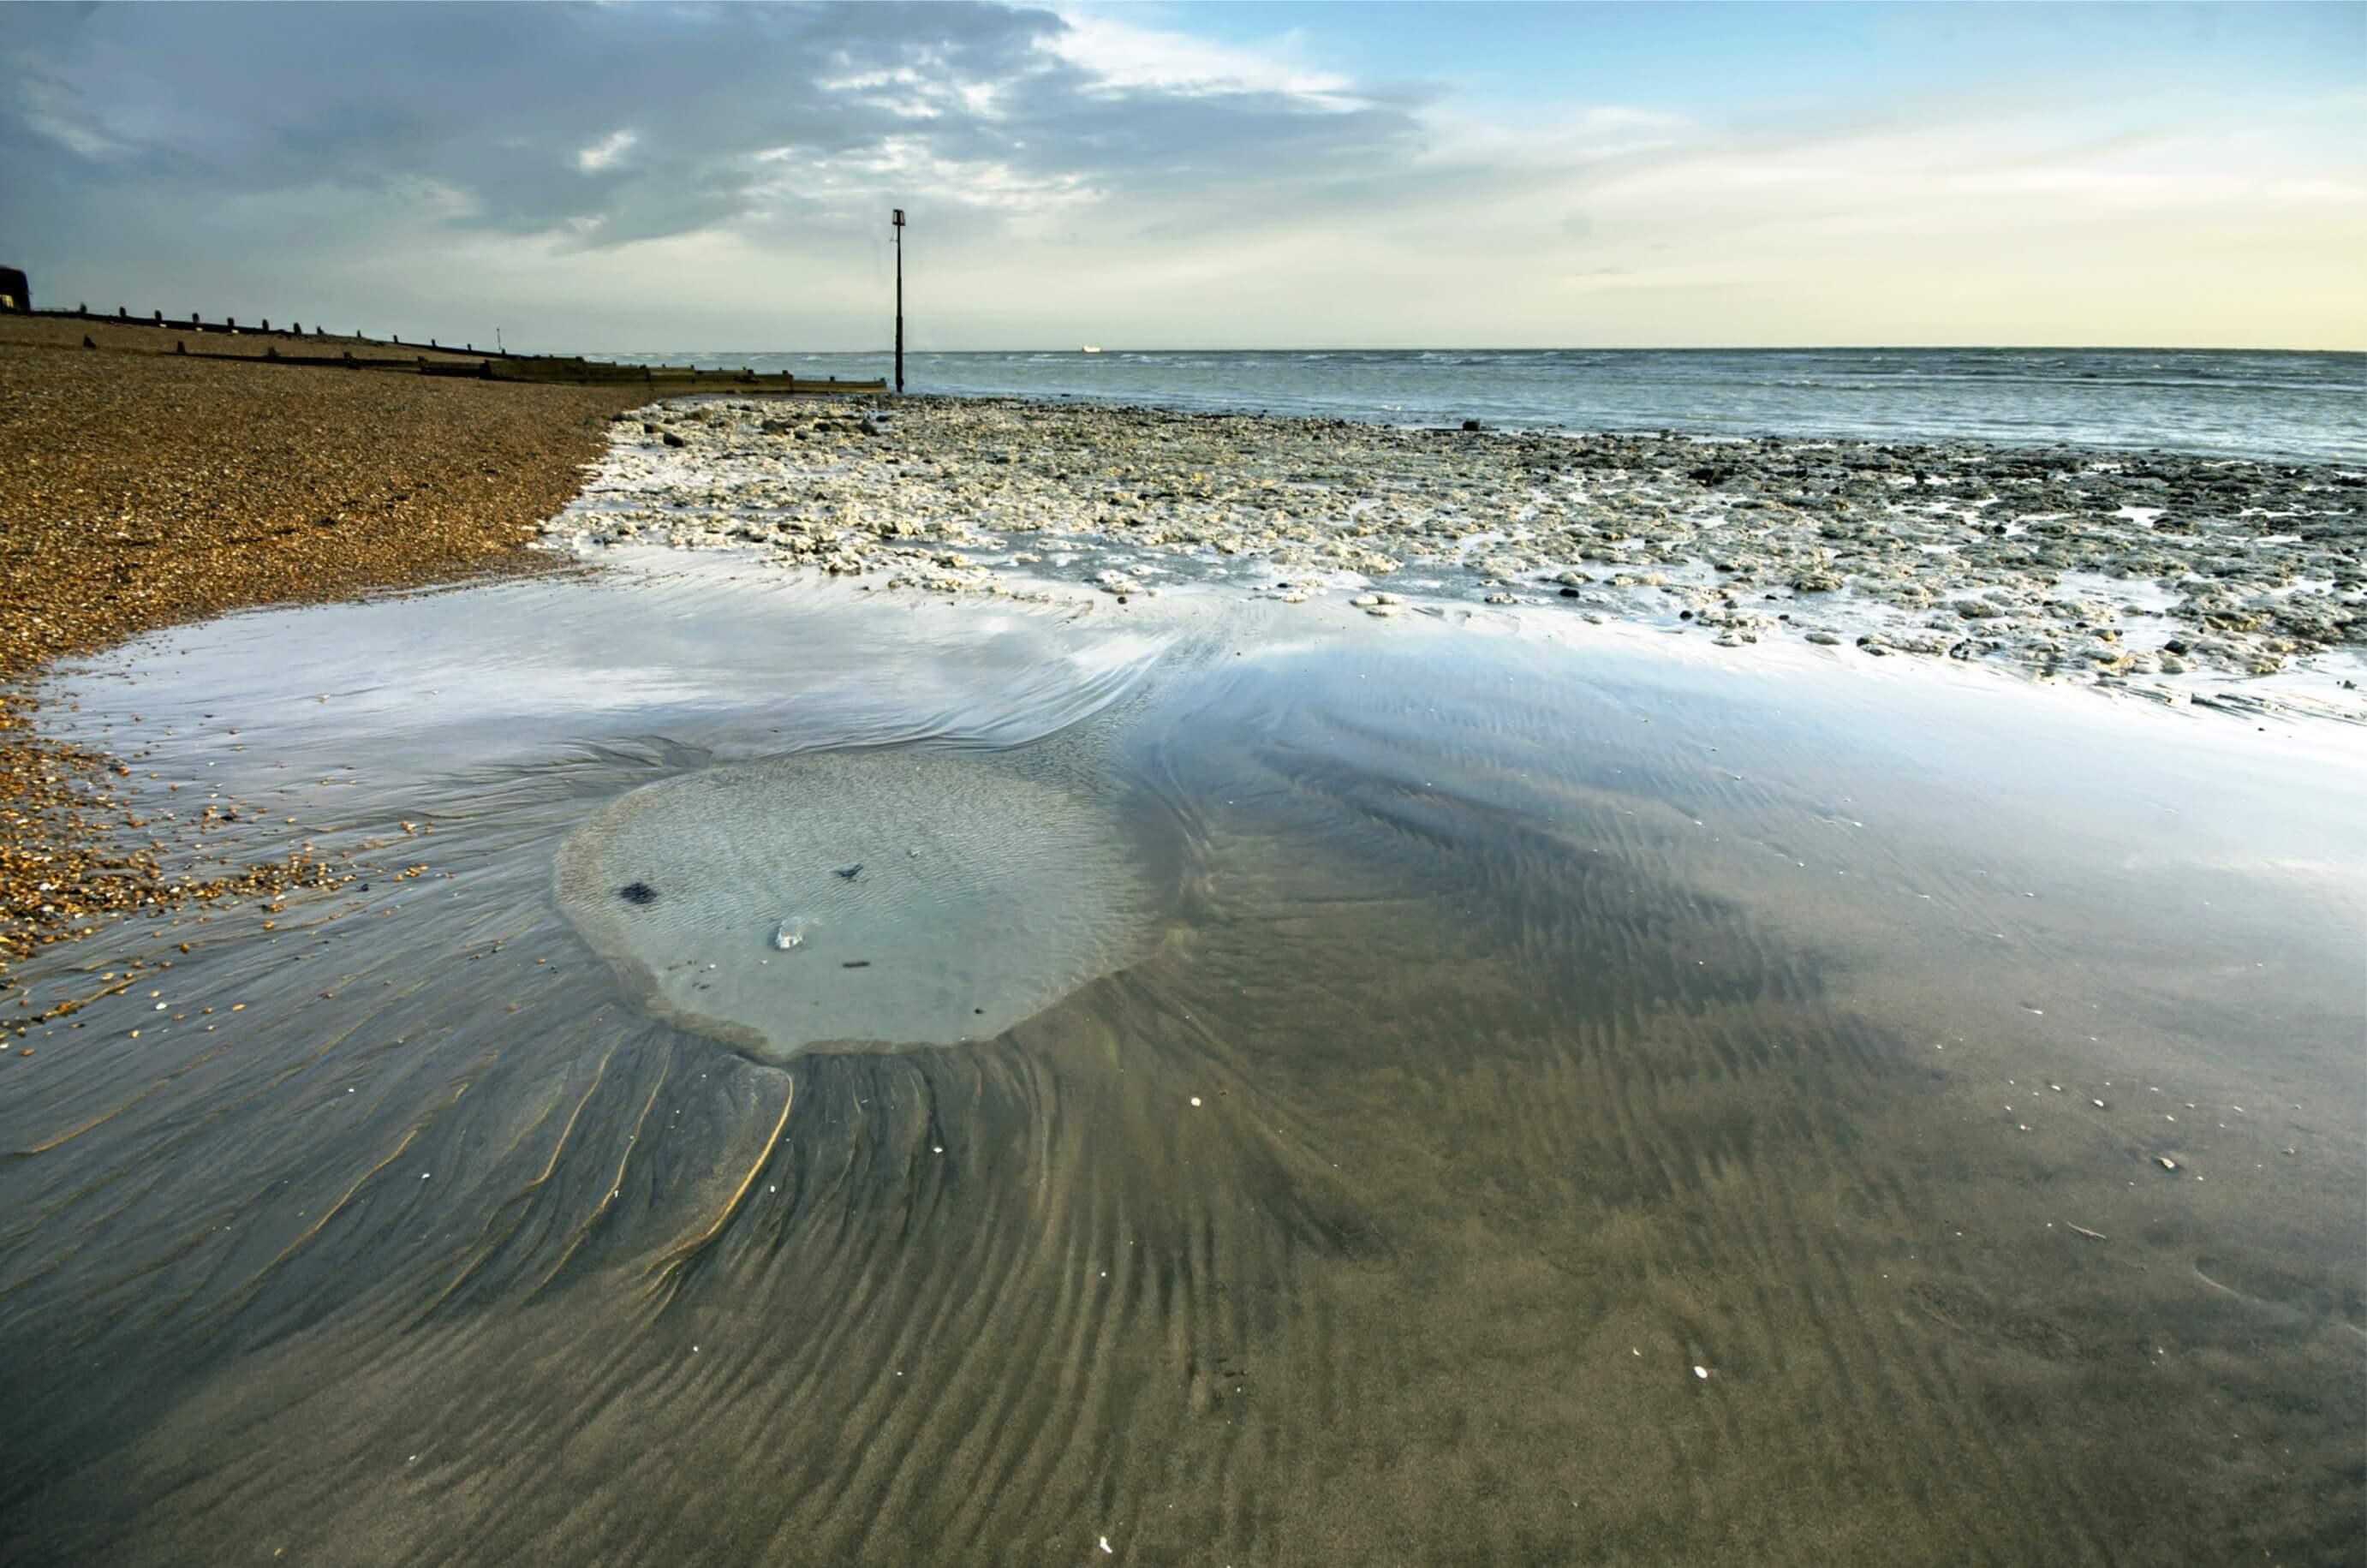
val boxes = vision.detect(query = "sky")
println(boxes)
[3,2,2360,353]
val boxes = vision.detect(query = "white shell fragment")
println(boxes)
[547,397,2349,689]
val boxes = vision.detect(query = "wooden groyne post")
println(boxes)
[891,206,906,396]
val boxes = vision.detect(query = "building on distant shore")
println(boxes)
[0,267,27,313]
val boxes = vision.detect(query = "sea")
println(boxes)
[596,346,2367,465]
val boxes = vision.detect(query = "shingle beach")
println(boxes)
[1,326,639,995]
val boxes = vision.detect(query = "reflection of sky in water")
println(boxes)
[1161,601,2367,1098]
[45,557,1181,789]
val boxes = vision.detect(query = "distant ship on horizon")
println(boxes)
[1080,344,1103,354]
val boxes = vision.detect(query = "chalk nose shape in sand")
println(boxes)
[555,748,1147,1060]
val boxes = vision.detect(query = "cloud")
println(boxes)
[0,3,1444,254]
[1037,8,1358,106]
[3,5,1074,245]
[0,3,2355,349]
[576,130,638,174]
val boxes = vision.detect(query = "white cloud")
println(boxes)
[819,60,1019,122]
[576,129,637,172]
[17,77,129,158]
[755,136,1102,217]
[1040,9,1362,109]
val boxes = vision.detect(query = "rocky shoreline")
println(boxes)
[556,395,2364,698]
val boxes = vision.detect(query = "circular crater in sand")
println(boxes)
[555,749,1147,1061]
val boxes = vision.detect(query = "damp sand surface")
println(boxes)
[2,560,2362,1565]
[0,335,641,975]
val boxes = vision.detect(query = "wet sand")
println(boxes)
[0,336,640,981]
[2,558,2359,1565]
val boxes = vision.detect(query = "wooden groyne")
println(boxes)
[3,305,885,395]
[223,348,880,395]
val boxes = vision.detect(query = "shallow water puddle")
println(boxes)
[555,748,1151,1058]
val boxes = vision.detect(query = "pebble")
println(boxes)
[554,396,2361,716]
[2,330,639,981]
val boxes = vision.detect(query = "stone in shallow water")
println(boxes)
[556,748,1148,1061]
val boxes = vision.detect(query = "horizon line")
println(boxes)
[578,343,2366,358]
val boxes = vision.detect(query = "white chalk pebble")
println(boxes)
[1693,1365,1710,1380]
[1189,1096,1202,1107]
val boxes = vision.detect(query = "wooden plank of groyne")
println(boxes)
[157,345,886,394]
